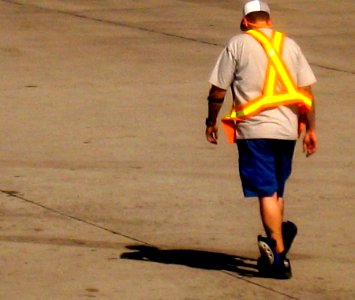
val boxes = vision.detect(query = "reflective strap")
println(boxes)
[230,92,312,119]
[265,31,283,97]
[221,118,237,143]
[229,30,313,117]
[248,30,297,94]
[221,29,312,143]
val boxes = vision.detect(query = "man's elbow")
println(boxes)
[209,85,227,99]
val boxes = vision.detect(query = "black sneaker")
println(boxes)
[257,235,292,279]
[282,221,297,254]
[273,257,292,279]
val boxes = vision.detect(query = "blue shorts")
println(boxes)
[236,139,296,198]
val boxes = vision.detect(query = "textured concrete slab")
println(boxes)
[0,0,354,299]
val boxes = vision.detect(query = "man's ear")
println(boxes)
[240,17,249,31]
[242,17,248,27]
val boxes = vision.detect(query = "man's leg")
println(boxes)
[277,196,284,217]
[259,193,285,253]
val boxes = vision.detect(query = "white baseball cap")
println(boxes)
[243,0,271,17]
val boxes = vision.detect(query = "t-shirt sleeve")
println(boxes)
[296,46,317,87]
[208,45,237,90]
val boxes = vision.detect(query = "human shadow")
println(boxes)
[120,245,259,277]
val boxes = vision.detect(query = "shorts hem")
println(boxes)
[243,190,278,198]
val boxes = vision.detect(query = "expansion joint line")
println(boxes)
[0,0,353,74]
[1,189,300,299]
[0,189,154,246]
[222,270,301,300]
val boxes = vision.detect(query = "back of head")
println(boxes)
[245,11,270,23]
[240,0,271,31]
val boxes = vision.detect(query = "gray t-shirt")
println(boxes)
[209,28,316,140]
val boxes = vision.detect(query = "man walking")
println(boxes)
[205,0,318,279]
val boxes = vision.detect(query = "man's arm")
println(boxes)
[205,85,227,144]
[299,86,318,156]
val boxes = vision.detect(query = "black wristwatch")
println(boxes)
[205,118,216,127]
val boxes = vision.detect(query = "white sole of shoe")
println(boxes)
[258,240,274,265]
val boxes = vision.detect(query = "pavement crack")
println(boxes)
[0,189,154,247]
[222,270,301,300]
[1,188,300,298]
[1,0,352,74]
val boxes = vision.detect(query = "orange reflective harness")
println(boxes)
[221,29,313,143]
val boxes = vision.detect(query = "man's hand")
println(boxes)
[303,129,318,157]
[206,125,219,144]
[299,85,317,157]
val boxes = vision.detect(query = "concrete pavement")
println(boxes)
[0,0,354,299]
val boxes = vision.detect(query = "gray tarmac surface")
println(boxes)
[0,0,354,299]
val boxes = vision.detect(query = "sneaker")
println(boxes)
[257,235,277,265]
[273,257,292,280]
[257,235,292,279]
[282,221,297,254]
